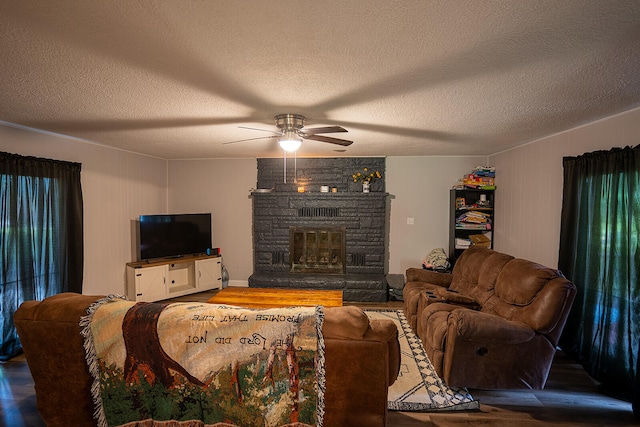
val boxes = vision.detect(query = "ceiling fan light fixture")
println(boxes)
[278,130,302,152]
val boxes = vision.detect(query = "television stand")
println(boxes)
[126,254,222,302]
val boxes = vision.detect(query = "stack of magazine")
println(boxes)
[456,210,492,230]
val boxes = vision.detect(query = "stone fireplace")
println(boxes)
[248,157,389,302]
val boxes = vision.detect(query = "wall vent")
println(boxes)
[271,251,285,266]
[298,207,340,218]
[351,253,367,266]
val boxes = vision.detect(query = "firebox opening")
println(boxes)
[290,227,346,274]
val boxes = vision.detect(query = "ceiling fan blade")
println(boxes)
[222,135,278,145]
[238,125,283,136]
[299,126,348,136]
[303,134,353,146]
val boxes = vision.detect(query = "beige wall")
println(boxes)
[0,124,168,295]
[386,156,487,275]
[167,159,256,286]
[489,105,640,268]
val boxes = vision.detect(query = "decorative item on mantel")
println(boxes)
[352,167,383,193]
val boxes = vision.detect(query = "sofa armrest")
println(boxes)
[431,288,480,309]
[323,305,370,339]
[323,306,400,386]
[368,319,401,386]
[323,316,400,427]
[448,309,535,344]
[405,268,453,287]
[14,293,104,427]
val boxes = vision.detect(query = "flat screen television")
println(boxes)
[138,213,212,261]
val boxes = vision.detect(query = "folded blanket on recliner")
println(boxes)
[80,296,325,427]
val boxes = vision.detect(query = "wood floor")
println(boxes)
[1,290,637,427]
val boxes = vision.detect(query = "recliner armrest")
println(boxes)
[430,287,480,309]
[448,309,535,344]
[405,268,453,286]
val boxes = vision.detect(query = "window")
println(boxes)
[558,145,639,397]
[0,152,83,360]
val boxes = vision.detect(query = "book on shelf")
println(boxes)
[456,224,491,230]
[472,166,496,177]
[456,210,492,226]
[455,237,472,249]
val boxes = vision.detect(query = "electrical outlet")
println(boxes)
[407,217,414,225]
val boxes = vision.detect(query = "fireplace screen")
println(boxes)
[290,227,346,274]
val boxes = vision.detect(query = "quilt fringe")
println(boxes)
[314,306,325,427]
[79,294,128,427]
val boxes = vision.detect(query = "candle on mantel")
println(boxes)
[297,186,305,193]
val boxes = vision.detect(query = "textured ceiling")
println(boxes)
[1,1,639,159]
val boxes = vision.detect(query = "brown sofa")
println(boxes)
[403,246,576,390]
[15,293,400,427]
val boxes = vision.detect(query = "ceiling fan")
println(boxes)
[224,113,353,152]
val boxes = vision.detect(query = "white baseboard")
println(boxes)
[228,280,249,288]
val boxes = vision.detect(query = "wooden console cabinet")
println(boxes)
[126,254,222,302]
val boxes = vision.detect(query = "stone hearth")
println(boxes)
[248,158,389,302]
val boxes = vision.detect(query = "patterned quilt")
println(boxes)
[81,296,325,427]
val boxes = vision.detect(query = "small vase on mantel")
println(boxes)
[362,181,370,193]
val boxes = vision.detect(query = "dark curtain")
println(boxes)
[0,152,83,360]
[558,145,639,397]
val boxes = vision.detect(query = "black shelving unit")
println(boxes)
[449,188,495,263]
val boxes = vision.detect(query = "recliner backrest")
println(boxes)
[451,246,513,306]
[482,258,577,345]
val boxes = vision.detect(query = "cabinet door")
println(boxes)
[135,265,168,302]
[196,257,222,291]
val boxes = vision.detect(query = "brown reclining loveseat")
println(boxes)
[403,246,576,389]
[15,292,400,427]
